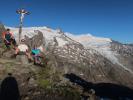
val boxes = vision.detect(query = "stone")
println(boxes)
[16,55,29,65]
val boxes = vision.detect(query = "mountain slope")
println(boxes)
[0,26,132,100]
[6,26,133,88]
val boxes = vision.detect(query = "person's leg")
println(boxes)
[4,40,10,49]
[11,38,17,47]
[11,47,19,58]
[34,55,38,64]
[36,55,42,64]
[33,55,36,64]
[2,40,10,55]
[33,55,40,64]
[15,47,19,55]
[26,52,32,62]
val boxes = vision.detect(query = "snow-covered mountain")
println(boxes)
[6,26,133,88]
[8,27,129,67]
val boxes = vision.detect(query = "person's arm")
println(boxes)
[2,32,9,43]
[2,32,5,39]
[10,32,14,39]
[5,39,10,43]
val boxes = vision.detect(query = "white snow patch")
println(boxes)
[56,37,68,47]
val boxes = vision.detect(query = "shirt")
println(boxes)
[32,49,40,55]
[2,32,13,39]
[18,44,28,52]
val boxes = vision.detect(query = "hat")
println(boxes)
[21,39,25,42]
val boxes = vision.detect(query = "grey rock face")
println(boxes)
[0,23,5,43]
[111,40,133,57]
[24,30,45,50]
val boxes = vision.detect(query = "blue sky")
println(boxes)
[0,0,133,43]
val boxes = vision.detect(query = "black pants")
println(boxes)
[4,38,17,48]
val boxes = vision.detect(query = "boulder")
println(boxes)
[24,30,45,50]
[16,55,29,65]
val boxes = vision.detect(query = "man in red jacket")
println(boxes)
[2,28,16,49]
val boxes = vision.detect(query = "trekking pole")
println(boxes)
[16,9,30,44]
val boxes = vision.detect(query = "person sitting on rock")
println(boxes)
[2,28,17,49]
[31,46,42,65]
[14,39,31,60]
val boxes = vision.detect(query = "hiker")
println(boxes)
[14,39,31,60]
[31,46,42,65]
[2,28,16,49]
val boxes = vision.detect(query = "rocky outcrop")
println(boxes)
[24,30,45,50]
[0,23,5,41]
[111,40,133,57]
[111,41,133,71]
